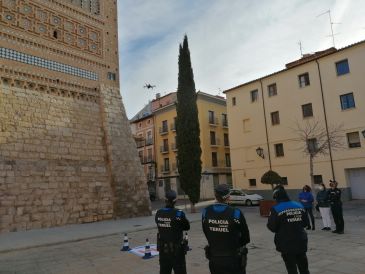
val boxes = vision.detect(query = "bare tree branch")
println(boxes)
[291,120,345,189]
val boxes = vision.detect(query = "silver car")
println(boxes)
[228,189,264,206]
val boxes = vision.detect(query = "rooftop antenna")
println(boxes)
[317,9,341,48]
[298,41,303,57]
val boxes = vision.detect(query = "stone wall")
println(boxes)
[0,83,150,233]
[99,85,151,218]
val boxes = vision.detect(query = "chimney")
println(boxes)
[156,93,161,99]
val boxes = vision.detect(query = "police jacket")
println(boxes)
[155,206,190,244]
[327,188,342,205]
[316,190,330,207]
[267,200,308,254]
[202,203,250,257]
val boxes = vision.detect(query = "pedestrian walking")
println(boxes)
[268,185,310,274]
[155,190,190,274]
[298,185,315,230]
[316,183,331,231]
[328,180,344,234]
[202,184,250,274]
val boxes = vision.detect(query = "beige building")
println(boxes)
[0,0,150,233]
[130,91,231,200]
[225,41,365,200]
[130,103,156,200]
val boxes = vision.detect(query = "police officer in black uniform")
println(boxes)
[202,184,250,274]
[267,185,310,274]
[328,180,344,234]
[155,190,190,274]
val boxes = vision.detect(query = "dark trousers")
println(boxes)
[304,208,315,228]
[209,256,246,274]
[331,203,344,232]
[281,253,309,274]
[159,250,186,274]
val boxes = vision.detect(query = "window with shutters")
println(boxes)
[268,83,277,97]
[275,143,284,157]
[250,89,258,102]
[340,93,355,110]
[347,132,361,148]
[302,103,313,118]
[298,73,310,88]
[271,111,280,125]
[336,59,350,76]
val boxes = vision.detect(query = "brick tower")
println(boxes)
[0,0,151,232]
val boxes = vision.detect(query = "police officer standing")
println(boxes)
[202,184,250,274]
[267,185,310,274]
[328,180,344,234]
[155,190,190,274]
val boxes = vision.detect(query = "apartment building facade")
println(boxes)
[225,41,365,200]
[130,103,156,199]
[131,91,231,200]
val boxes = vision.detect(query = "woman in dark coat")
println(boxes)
[316,183,331,230]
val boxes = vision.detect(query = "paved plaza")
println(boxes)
[0,201,364,274]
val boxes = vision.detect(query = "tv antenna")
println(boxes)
[298,41,303,57]
[317,9,341,48]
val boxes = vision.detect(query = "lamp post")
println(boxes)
[256,147,265,159]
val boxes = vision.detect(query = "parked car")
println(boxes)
[228,189,263,206]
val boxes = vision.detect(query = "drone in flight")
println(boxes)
[144,83,156,89]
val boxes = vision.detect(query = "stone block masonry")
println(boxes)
[0,83,151,233]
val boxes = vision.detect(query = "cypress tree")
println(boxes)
[176,35,202,212]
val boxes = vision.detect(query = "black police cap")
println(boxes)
[214,184,230,198]
[165,190,177,201]
[273,185,289,201]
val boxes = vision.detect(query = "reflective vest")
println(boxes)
[203,204,242,256]
[155,207,185,243]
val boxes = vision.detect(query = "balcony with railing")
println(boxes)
[222,119,228,128]
[171,143,178,152]
[160,164,170,174]
[159,126,169,135]
[145,138,154,146]
[142,156,155,164]
[211,160,232,171]
[136,140,145,148]
[224,139,230,147]
[210,138,221,147]
[160,145,169,154]
[209,117,219,126]
[146,172,154,181]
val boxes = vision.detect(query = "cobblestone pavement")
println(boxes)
[0,201,364,274]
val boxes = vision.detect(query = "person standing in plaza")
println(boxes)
[268,185,310,274]
[316,183,331,231]
[328,180,344,234]
[202,184,250,274]
[298,185,315,230]
[155,190,190,274]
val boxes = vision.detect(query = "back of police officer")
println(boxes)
[202,184,250,274]
[267,185,309,274]
[155,190,190,274]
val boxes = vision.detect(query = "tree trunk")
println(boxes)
[190,202,196,213]
[309,155,315,190]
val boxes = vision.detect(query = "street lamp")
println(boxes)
[362,129,365,138]
[256,147,265,159]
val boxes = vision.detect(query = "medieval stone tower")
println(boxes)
[0,0,151,233]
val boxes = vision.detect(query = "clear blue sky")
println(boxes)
[118,0,365,118]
